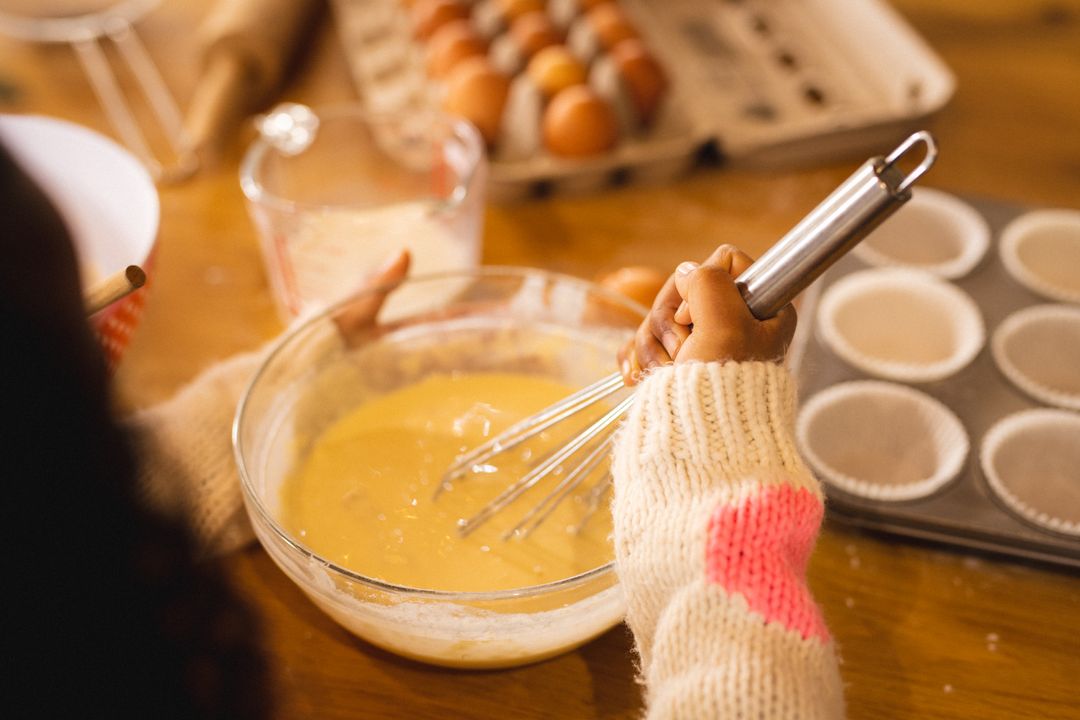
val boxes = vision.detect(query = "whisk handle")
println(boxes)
[735,131,937,319]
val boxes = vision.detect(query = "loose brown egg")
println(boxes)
[497,0,546,23]
[527,45,587,98]
[427,19,487,78]
[509,11,562,59]
[411,0,470,41]
[542,85,619,157]
[610,39,667,126]
[442,57,512,146]
[587,2,639,50]
[597,266,668,309]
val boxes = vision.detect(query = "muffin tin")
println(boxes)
[331,0,954,198]
[790,192,1080,568]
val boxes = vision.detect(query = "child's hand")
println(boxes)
[618,245,797,385]
[331,250,411,347]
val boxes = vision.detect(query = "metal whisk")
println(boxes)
[439,131,939,540]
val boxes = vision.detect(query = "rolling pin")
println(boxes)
[184,0,323,162]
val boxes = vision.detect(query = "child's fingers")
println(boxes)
[617,268,684,386]
[762,302,798,357]
[332,250,411,344]
[617,340,633,385]
[723,244,756,277]
[683,262,756,331]
[617,342,644,386]
[645,270,690,360]
[371,249,412,284]
[700,243,755,278]
[622,243,795,376]
[672,261,697,325]
[636,313,673,372]
[674,246,756,325]
[717,243,796,355]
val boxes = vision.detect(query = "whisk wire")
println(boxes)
[570,474,613,537]
[456,393,634,537]
[503,434,615,541]
[568,475,613,535]
[437,371,624,495]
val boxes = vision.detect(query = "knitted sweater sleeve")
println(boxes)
[611,361,844,719]
[126,349,266,557]
[124,322,349,557]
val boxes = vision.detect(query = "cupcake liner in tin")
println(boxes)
[852,187,990,279]
[797,380,969,502]
[991,304,1080,411]
[816,268,985,383]
[999,209,1080,304]
[981,410,1080,537]
[790,195,1080,567]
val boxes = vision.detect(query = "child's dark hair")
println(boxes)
[1,144,270,719]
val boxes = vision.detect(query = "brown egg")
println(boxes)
[596,266,668,309]
[427,19,487,78]
[442,57,512,146]
[510,11,562,59]
[542,85,619,157]
[610,38,667,125]
[587,2,639,49]
[526,45,587,98]
[411,0,470,41]
[497,0,546,23]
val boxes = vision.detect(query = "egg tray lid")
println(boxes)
[332,0,955,198]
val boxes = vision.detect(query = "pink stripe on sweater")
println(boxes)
[705,484,829,642]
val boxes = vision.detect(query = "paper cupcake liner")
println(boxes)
[797,381,969,501]
[852,188,990,279]
[991,304,1080,411]
[999,209,1080,305]
[981,409,1080,537]
[816,268,985,383]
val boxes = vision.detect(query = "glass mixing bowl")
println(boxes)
[234,267,646,668]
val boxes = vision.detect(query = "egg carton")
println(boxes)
[789,195,1080,569]
[332,0,954,199]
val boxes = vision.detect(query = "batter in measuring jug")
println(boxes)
[278,371,614,592]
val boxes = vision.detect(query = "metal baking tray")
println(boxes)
[789,194,1080,568]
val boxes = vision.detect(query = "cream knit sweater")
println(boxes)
[128,349,264,557]
[129,353,844,717]
[613,361,844,718]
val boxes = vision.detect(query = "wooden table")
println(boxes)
[3,1,1079,717]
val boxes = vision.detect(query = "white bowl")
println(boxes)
[0,113,158,365]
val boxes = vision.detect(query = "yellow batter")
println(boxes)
[279,372,614,593]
